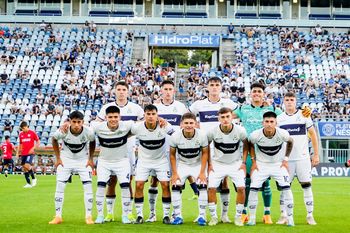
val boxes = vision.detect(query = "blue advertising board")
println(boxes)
[318,122,350,138]
[149,34,220,47]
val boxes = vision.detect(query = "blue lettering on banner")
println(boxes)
[199,111,218,123]
[158,114,181,126]
[279,124,306,136]
[318,122,350,138]
[149,35,220,47]
[121,116,138,121]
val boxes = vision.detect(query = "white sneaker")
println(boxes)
[32,179,37,187]
[23,184,32,188]
[276,216,288,225]
[234,216,244,226]
[306,216,317,225]
[221,215,231,223]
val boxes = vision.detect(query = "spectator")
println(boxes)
[4,119,13,132]
[0,72,9,84]
[32,77,42,89]
[228,23,234,35]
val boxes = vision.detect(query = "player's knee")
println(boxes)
[301,182,311,189]
[237,187,245,194]
[136,181,145,190]
[151,176,159,187]
[97,181,107,187]
[108,175,117,186]
[120,182,130,189]
[160,181,170,189]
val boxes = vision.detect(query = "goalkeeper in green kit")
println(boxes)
[232,82,311,224]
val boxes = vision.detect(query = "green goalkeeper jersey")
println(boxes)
[234,104,283,136]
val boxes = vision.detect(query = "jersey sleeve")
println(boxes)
[124,120,134,132]
[165,123,175,135]
[169,133,177,148]
[86,127,96,142]
[137,106,144,120]
[53,129,65,140]
[97,104,107,121]
[189,101,198,115]
[275,107,283,116]
[233,107,242,119]
[32,131,39,141]
[200,131,209,148]
[248,130,259,144]
[305,117,314,129]
[131,122,141,135]
[279,128,291,142]
[206,129,213,143]
[238,126,248,141]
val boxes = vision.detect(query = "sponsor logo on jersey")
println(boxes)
[121,116,138,121]
[178,147,201,158]
[158,114,181,126]
[214,141,240,154]
[199,111,218,122]
[64,141,87,153]
[98,134,128,148]
[257,144,283,156]
[139,138,166,150]
[279,124,306,136]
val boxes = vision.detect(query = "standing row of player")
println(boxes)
[42,78,319,226]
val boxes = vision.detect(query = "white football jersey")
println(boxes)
[91,121,133,163]
[155,100,188,130]
[189,98,237,133]
[53,126,96,161]
[131,122,174,163]
[207,124,247,163]
[277,110,313,161]
[169,128,208,165]
[249,127,290,163]
[97,101,144,121]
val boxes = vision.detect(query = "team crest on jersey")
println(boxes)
[173,107,177,112]
[127,108,132,113]
[158,132,163,138]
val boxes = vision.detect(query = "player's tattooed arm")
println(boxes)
[52,138,63,168]
[281,137,294,170]
[87,140,96,168]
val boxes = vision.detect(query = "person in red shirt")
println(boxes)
[16,121,40,188]
[1,135,16,177]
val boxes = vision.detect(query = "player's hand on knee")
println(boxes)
[55,158,64,168]
[280,160,289,170]
[301,106,312,118]
[197,172,207,185]
[239,163,246,173]
[171,173,181,185]
[251,162,258,174]
[86,159,94,169]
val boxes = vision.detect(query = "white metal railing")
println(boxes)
[187,4,206,11]
[324,149,349,163]
[164,4,184,11]
[16,2,39,10]
[114,4,133,10]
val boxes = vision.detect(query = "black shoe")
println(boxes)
[135,216,144,224]
[163,216,171,224]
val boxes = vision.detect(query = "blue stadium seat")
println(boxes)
[309,14,332,20]
[235,12,257,19]
[162,12,184,18]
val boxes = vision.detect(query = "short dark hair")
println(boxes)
[263,111,277,119]
[284,92,296,98]
[114,81,129,89]
[5,135,10,140]
[144,104,158,112]
[106,106,120,115]
[69,110,84,120]
[161,80,175,87]
[250,82,265,91]
[181,112,196,122]
[218,107,233,115]
[19,121,28,129]
[207,76,222,84]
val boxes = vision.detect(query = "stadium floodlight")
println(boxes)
[293,0,298,3]
[219,0,224,2]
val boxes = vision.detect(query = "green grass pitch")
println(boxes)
[1,175,349,233]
